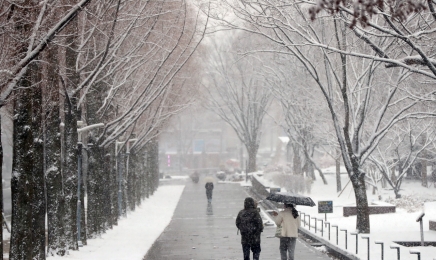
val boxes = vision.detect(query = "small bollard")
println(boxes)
[375,241,384,260]
[317,219,324,236]
[312,217,317,233]
[332,225,339,245]
[361,235,370,260]
[390,244,400,260]
[340,229,348,249]
[325,222,331,240]
[350,232,358,254]
[409,249,420,260]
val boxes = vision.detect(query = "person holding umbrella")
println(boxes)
[204,177,214,203]
[272,203,301,260]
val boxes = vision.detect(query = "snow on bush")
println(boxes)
[385,194,434,213]
[268,172,313,194]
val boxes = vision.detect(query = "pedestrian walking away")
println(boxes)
[205,177,214,203]
[272,203,301,260]
[236,197,263,260]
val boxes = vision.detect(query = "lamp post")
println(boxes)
[77,122,104,247]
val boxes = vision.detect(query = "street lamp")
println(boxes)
[77,121,105,247]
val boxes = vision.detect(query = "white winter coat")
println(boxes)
[274,208,301,238]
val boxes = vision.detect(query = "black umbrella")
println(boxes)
[266,192,316,207]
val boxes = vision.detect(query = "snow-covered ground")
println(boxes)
[47,185,185,260]
[259,171,436,260]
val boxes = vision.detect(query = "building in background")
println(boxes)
[159,109,241,174]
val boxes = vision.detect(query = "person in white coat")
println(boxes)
[272,204,301,260]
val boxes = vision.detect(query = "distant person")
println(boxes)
[236,197,263,260]
[272,204,301,260]
[205,178,214,203]
[190,171,199,183]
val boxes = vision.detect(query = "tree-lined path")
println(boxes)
[144,178,330,260]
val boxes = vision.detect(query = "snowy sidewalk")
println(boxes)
[48,185,185,260]
[145,178,330,260]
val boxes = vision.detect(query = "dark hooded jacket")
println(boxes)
[236,197,263,244]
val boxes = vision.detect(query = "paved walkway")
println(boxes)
[144,178,331,260]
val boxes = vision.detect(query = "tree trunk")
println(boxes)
[421,159,428,187]
[10,62,46,259]
[63,93,79,250]
[246,143,258,173]
[62,4,80,249]
[117,151,127,215]
[350,172,370,233]
[292,144,302,175]
[45,44,68,256]
[87,143,106,237]
[335,150,342,192]
[31,63,46,259]
[146,138,159,194]
[128,150,137,211]
[108,144,118,226]
[103,148,116,228]
[0,113,3,260]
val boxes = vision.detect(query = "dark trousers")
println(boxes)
[279,237,296,260]
[242,243,261,260]
[206,190,212,200]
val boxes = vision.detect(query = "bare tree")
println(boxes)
[368,119,436,198]
[268,60,329,184]
[211,0,436,234]
[204,35,273,173]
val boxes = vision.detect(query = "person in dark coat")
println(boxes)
[236,197,264,260]
[205,181,214,203]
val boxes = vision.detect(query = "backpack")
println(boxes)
[238,210,259,234]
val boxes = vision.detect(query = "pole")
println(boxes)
[76,142,83,246]
[362,235,370,260]
[420,220,424,246]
